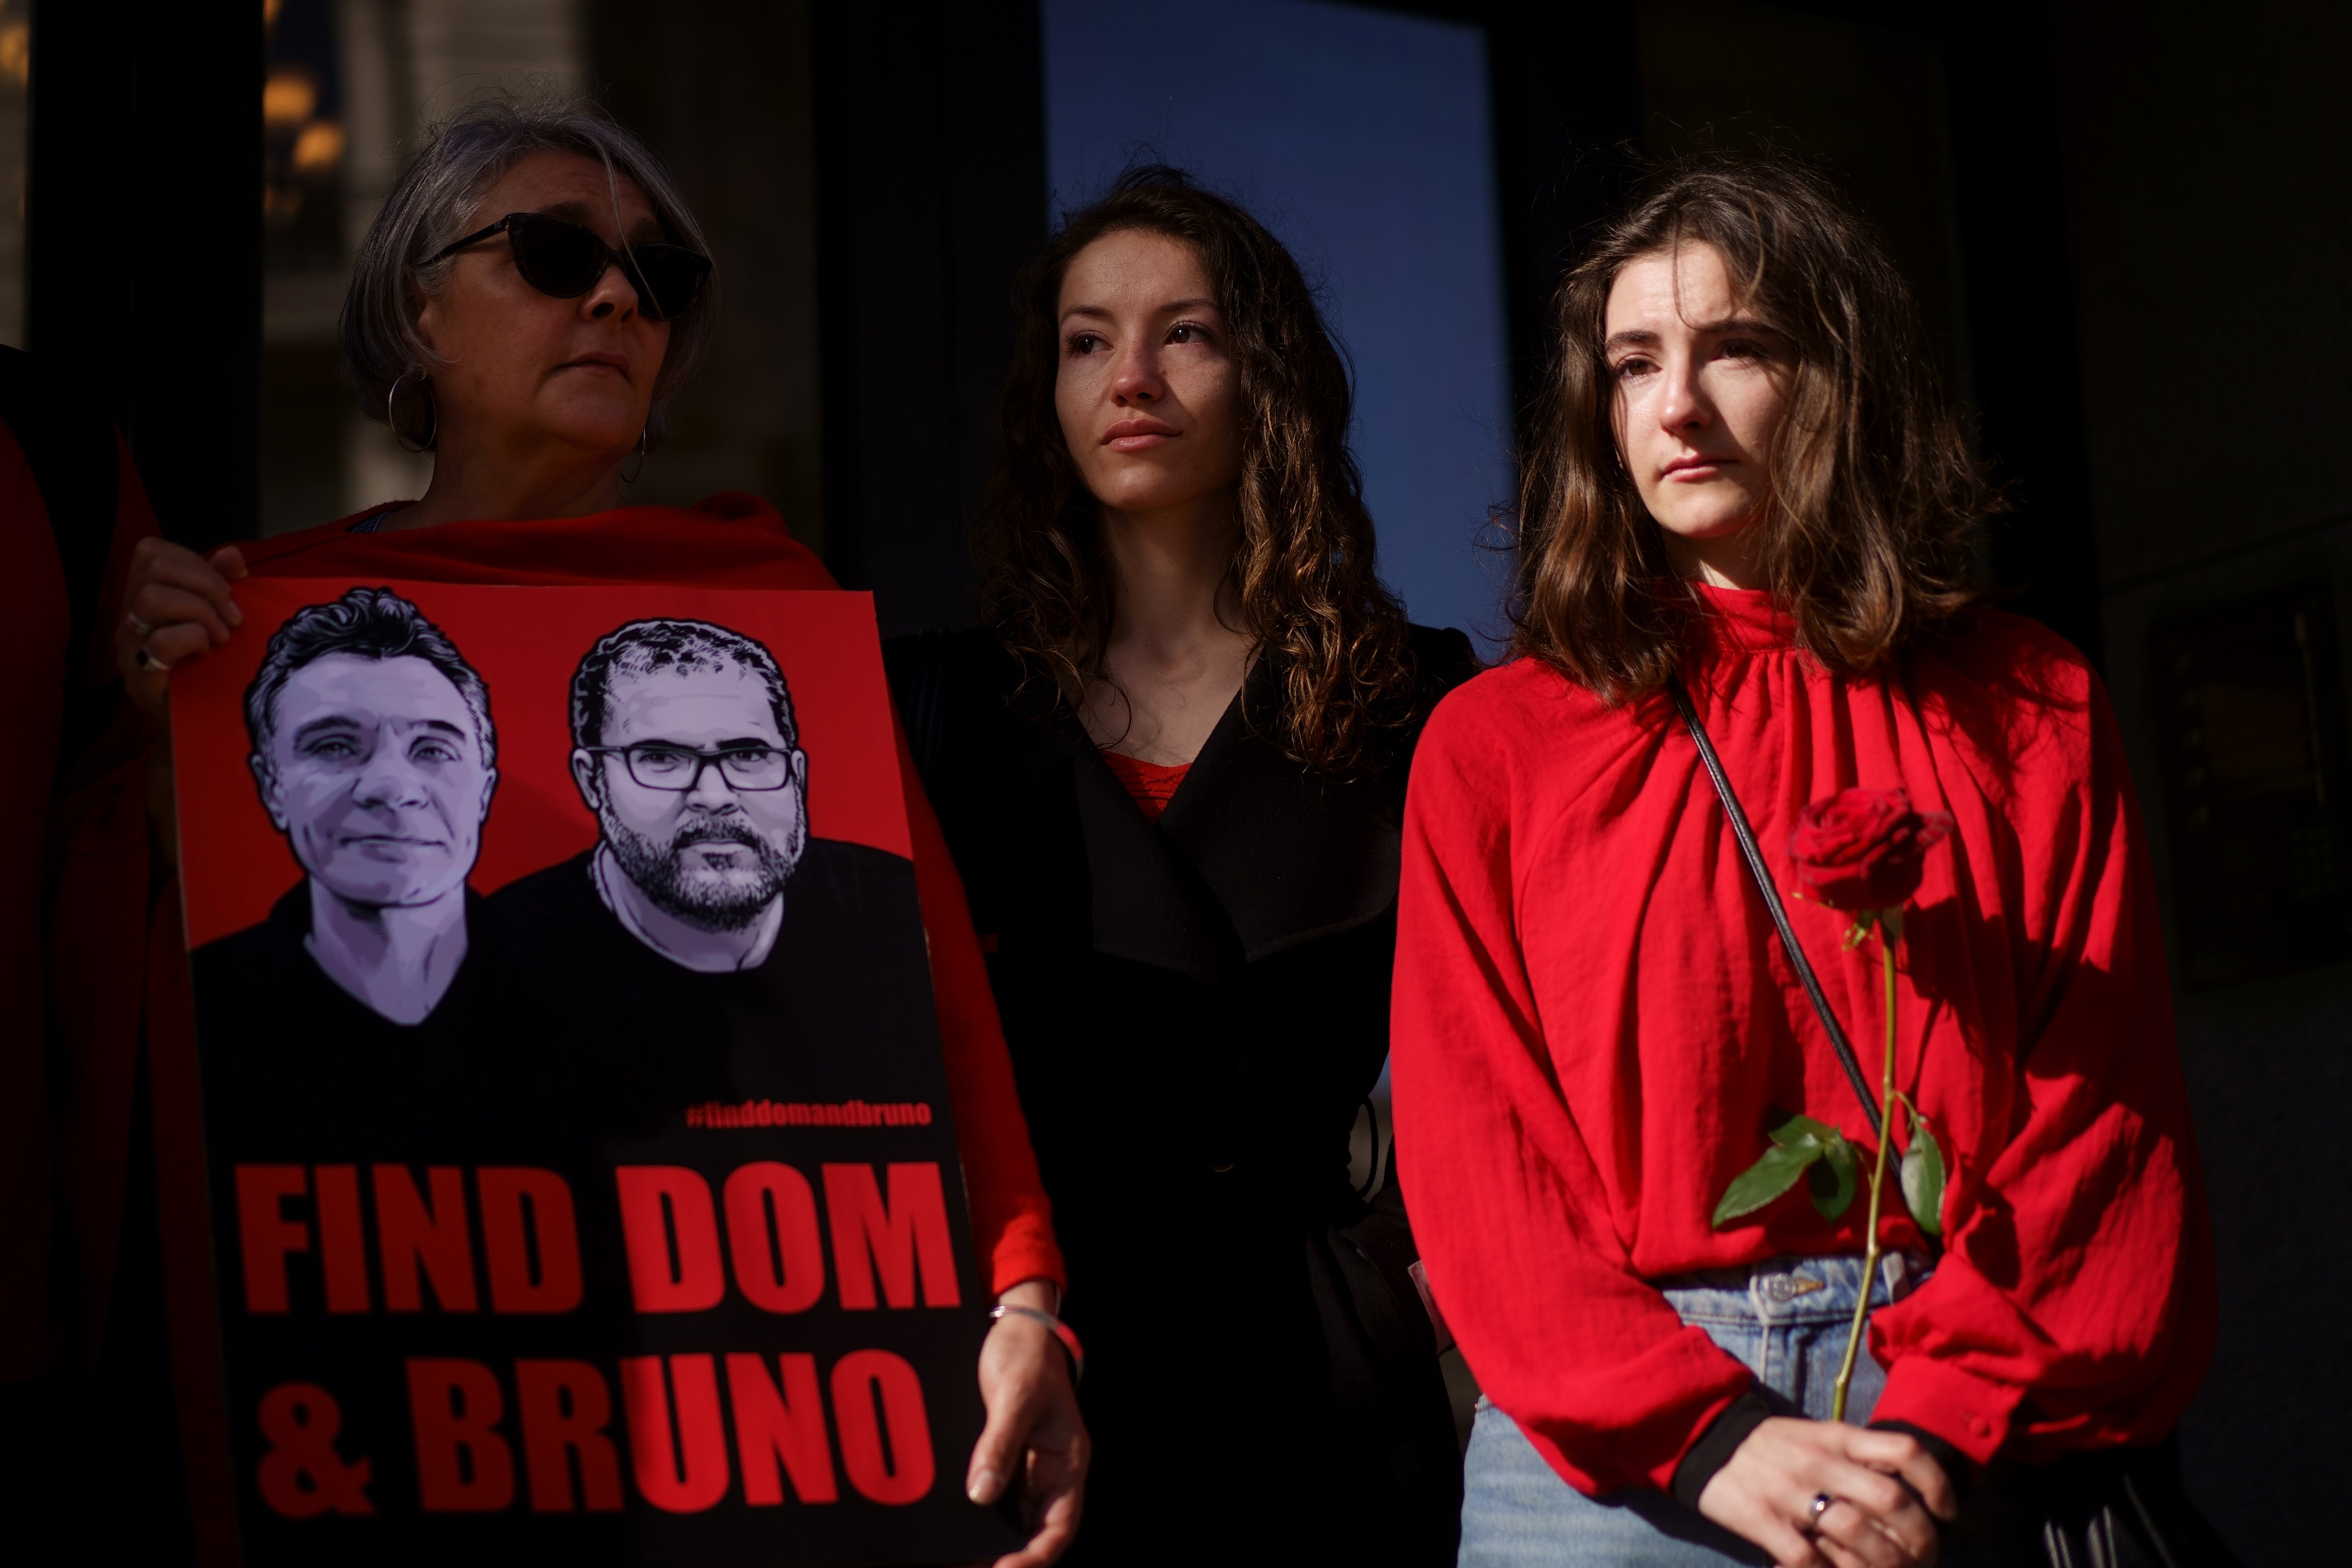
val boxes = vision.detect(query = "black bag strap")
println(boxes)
[1668,677,1882,1135]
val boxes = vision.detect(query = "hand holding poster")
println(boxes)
[171,578,1022,1566]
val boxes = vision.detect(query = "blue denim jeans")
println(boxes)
[1459,1252,1928,1567]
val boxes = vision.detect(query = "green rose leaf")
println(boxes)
[1808,1130,1859,1219]
[1712,1140,1824,1228]
[1767,1109,1839,1150]
[1902,1117,1947,1237]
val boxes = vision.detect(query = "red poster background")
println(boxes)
[172,579,909,949]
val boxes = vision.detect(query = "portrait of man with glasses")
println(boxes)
[486,617,945,1106]
[556,617,812,971]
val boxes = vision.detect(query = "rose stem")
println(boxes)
[1832,925,1900,1423]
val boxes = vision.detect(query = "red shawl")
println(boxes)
[9,423,154,1382]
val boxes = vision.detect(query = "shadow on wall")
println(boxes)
[2171,962,2352,1566]
[1638,0,1971,398]
[2052,0,2352,1560]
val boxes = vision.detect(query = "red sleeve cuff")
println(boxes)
[984,1202,1066,1299]
[1871,1357,2025,1465]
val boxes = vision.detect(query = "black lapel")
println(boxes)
[1007,647,1426,982]
[1048,715,1243,988]
[1159,660,1401,963]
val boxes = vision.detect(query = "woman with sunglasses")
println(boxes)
[884,167,1474,1566]
[100,99,1086,1565]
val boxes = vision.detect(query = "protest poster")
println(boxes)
[168,578,1019,1566]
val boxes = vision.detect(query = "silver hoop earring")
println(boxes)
[388,372,436,454]
[620,426,648,485]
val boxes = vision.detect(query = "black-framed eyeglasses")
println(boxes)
[425,212,711,321]
[585,744,793,792]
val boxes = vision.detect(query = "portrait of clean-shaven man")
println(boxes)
[489,619,946,1105]
[194,587,498,1027]
[189,586,559,1146]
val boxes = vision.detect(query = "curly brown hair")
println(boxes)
[974,166,1415,775]
[1512,152,1997,700]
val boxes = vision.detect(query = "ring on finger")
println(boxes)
[135,643,172,673]
[1805,1491,1834,1535]
[126,613,154,639]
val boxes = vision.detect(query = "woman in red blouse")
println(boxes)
[1392,157,2215,1568]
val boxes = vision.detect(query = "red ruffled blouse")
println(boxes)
[1391,585,2215,1495]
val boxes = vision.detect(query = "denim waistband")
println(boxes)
[1649,1250,1932,1327]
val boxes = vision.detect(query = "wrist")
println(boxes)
[1673,1388,1783,1508]
[1869,1419,1972,1505]
[990,1301,1084,1385]
[996,1276,1060,1314]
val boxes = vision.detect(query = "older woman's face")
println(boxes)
[1054,230,1242,520]
[1604,242,1791,554]
[415,150,669,464]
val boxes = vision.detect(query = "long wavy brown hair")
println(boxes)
[1512,153,1996,700]
[974,166,1414,775]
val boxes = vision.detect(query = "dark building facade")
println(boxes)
[8,3,2341,1560]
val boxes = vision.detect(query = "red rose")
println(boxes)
[1788,788,1951,912]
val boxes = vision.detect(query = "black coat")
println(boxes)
[887,625,1476,1568]
[485,840,944,1108]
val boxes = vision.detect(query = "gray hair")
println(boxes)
[342,97,717,449]
[245,587,496,772]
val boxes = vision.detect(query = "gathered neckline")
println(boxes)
[1672,580,1801,656]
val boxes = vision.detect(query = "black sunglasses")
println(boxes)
[425,212,711,321]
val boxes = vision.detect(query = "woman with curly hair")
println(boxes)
[887,167,1474,1564]
[1392,155,2218,1567]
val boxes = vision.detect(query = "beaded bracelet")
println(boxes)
[989,1303,1085,1385]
